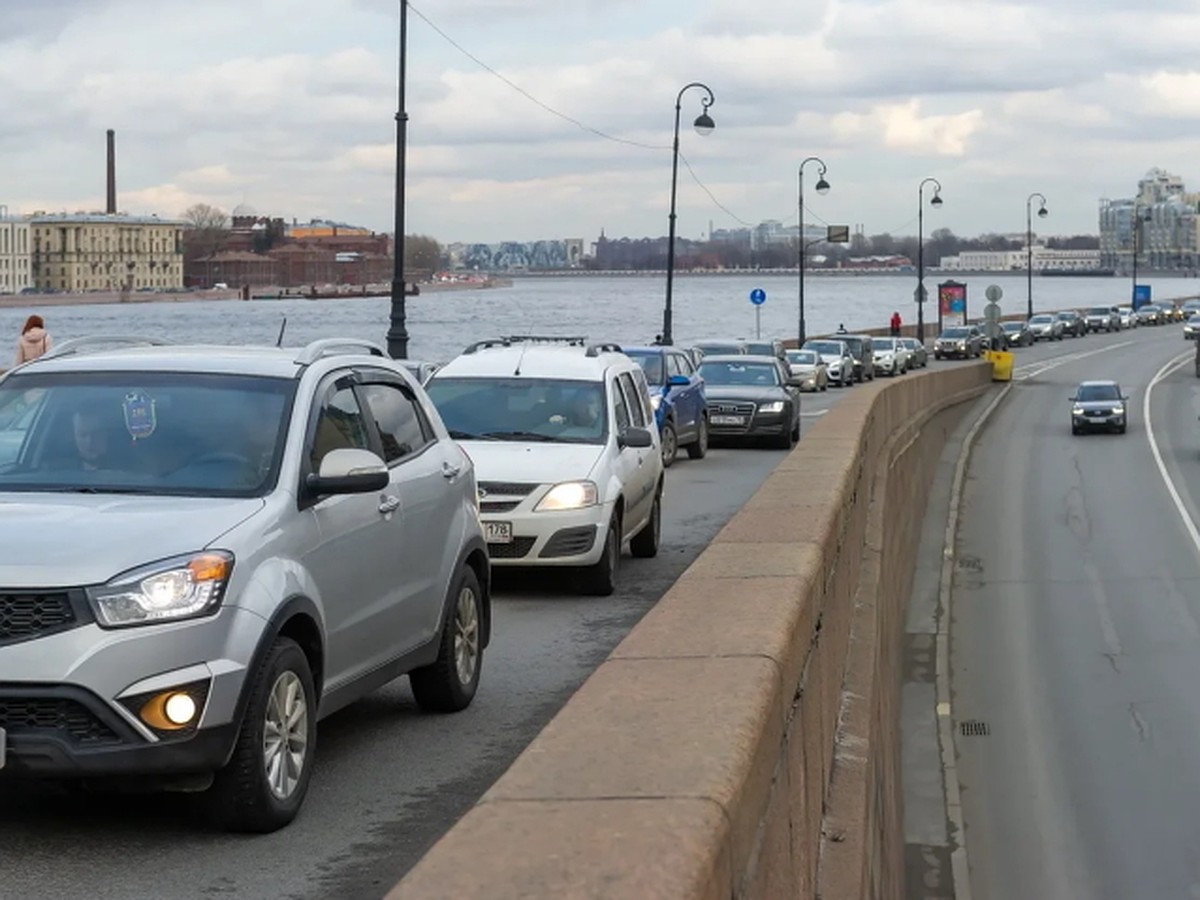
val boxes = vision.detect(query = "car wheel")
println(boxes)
[790,415,801,442]
[686,414,708,459]
[580,516,620,596]
[630,489,661,558]
[1118,424,1127,434]
[660,420,677,469]
[205,637,317,833]
[1072,425,1081,435]
[410,565,484,713]
[775,422,796,450]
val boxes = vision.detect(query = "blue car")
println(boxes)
[623,345,709,467]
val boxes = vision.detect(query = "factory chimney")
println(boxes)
[106,129,117,215]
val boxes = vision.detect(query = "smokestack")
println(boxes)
[106,129,116,215]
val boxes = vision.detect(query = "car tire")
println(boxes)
[410,565,484,713]
[1072,425,1081,435]
[790,415,801,442]
[630,489,661,559]
[775,421,796,450]
[205,637,317,834]
[580,516,620,596]
[660,420,677,469]
[1118,424,1127,434]
[686,414,708,460]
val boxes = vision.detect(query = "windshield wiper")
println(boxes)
[447,429,497,441]
[482,430,561,442]
[47,486,159,494]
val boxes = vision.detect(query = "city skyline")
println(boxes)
[2,1,1199,244]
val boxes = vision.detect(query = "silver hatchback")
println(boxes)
[0,336,490,832]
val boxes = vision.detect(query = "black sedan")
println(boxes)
[695,354,803,450]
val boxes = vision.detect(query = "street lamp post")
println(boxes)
[1131,203,1147,306]
[916,177,943,344]
[1025,192,1048,319]
[797,157,830,347]
[661,82,715,346]
[385,0,410,359]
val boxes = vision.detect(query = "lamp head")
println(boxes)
[815,177,831,195]
[1037,205,1048,219]
[693,112,715,136]
[930,192,943,208]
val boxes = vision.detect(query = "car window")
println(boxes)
[359,382,432,464]
[626,351,665,386]
[1077,384,1121,402]
[310,381,372,473]
[697,361,781,386]
[617,372,647,428]
[426,377,607,444]
[611,377,632,432]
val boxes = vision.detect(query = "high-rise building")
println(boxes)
[1099,168,1200,271]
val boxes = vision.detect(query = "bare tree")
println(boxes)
[183,203,229,232]
[181,203,231,265]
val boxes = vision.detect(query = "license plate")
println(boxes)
[0,726,6,771]
[711,415,745,426]
[484,521,512,543]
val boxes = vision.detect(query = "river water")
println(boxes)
[1,273,1195,364]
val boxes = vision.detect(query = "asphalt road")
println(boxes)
[950,322,1200,899]
[0,383,847,900]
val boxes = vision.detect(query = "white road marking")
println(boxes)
[1144,351,1200,561]
[800,410,828,417]
[1013,341,1136,381]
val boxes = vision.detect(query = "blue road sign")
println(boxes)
[750,288,767,306]
[1133,284,1152,309]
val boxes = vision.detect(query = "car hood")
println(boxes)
[458,441,605,486]
[0,494,265,587]
[814,353,844,365]
[790,363,819,373]
[1029,322,1055,329]
[1074,399,1124,411]
[705,385,789,403]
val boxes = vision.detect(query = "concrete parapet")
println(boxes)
[385,360,993,900]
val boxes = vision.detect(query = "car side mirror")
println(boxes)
[619,427,654,449]
[668,374,690,386]
[306,448,390,496]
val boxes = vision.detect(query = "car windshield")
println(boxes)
[1142,305,1160,312]
[695,342,744,356]
[0,371,295,497]
[941,328,970,338]
[697,361,781,387]
[425,377,607,444]
[805,341,843,355]
[1029,316,1053,324]
[1190,315,1200,324]
[1088,307,1111,315]
[624,351,665,385]
[787,350,819,365]
[1001,322,1022,330]
[744,342,775,356]
[875,339,897,350]
[1077,384,1121,402]
[1059,311,1078,319]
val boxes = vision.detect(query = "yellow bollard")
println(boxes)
[984,349,1014,381]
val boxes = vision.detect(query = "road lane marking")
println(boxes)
[1013,341,1136,381]
[800,410,828,417]
[1143,351,1200,561]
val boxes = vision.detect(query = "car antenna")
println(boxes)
[514,340,529,376]
[275,317,288,348]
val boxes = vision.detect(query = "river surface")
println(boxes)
[1,273,1195,364]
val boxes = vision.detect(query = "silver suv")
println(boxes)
[0,336,490,833]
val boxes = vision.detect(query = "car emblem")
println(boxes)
[477,487,488,499]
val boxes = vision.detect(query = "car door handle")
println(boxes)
[442,461,462,480]
[378,494,401,515]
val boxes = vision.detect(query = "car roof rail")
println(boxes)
[294,338,387,366]
[36,335,175,362]
[462,335,602,354]
[585,342,623,356]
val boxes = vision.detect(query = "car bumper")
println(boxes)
[934,345,971,357]
[0,606,262,778]
[708,412,791,439]
[481,506,609,567]
[1073,413,1125,430]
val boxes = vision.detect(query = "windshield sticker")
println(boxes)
[122,391,157,441]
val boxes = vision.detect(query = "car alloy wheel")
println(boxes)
[453,583,480,686]
[263,671,309,801]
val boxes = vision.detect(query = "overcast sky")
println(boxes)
[1,0,1196,244]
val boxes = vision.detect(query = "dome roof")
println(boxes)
[232,203,258,217]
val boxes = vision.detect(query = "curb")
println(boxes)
[936,380,1013,900]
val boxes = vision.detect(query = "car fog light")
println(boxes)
[140,689,201,731]
[164,692,197,725]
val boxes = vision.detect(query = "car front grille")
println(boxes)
[709,401,757,416]
[488,537,537,559]
[477,482,539,497]
[480,500,521,513]
[0,592,78,644]
[0,697,123,746]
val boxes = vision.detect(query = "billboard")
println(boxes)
[939,281,968,327]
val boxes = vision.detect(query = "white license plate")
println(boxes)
[484,521,512,543]
[711,415,746,426]
[0,726,6,771]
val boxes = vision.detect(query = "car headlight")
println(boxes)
[650,394,663,411]
[758,401,785,414]
[1072,406,1085,416]
[87,551,233,628]
[535,480,599,512]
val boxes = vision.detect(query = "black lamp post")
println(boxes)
[1025,192,1048,319]
[916,177,943,343]
[385,0,410,359]
[797,157,830,347]
[661,82,715,346]
[1130,203,1148,306]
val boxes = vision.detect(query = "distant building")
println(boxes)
[940,247,1101,271]
[193,251,279,288]
[1100,168,1200,271]
[446,239,586,271]
[0,211,31,294]
[31,212,184,292]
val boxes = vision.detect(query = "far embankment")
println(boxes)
[385,360,994,900]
